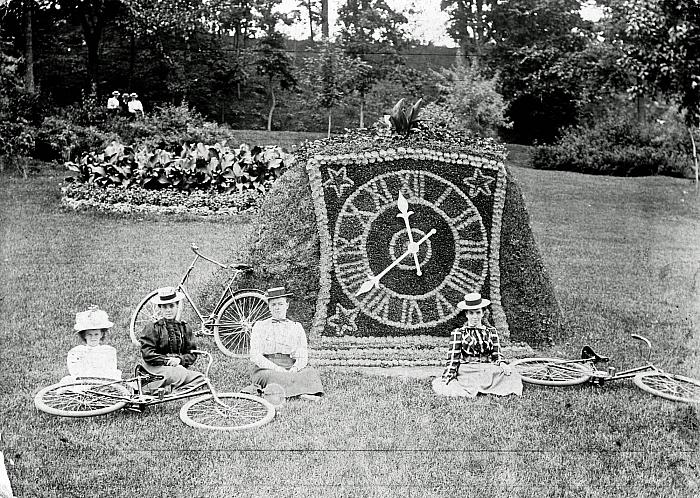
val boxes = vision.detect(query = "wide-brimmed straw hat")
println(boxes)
[74,306,114,331]
[154,286,184,305]
[265,286,293,301]
[457,292,491,310]
[130,92,138,98]
[111,90,120,96]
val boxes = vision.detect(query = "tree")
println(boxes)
[297,0,321,41]
[433,59,510,136]
[612,0,700,182]
[337,0,413,127]
[37,0,124,94]
[440,0,496,60]
[254,0,297,131]
[302,41,369,136]
[486,0,593,142]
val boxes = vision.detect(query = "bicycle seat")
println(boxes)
[229,262,254,272]
[581,345,609,363]
[134,364,164,382]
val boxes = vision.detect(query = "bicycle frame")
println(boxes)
[74,350,230,409]
[176,245,245,330]
[561,334,662,383]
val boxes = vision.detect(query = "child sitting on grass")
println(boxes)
[60,306,122,383]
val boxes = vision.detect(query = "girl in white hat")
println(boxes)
[60,306,122,384]
[432,293,522,397]
[137,287,204,392]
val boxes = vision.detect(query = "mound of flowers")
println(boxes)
[61,141,294,216]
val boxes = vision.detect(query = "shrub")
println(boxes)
[34,116,119,162]
[532,114,693,177]
[65,141,294,193]
[432,61,511,137]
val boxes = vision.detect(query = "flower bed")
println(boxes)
[61,183,264,217]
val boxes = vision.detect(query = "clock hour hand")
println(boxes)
[355,229,436,296]
[396,191,422,276]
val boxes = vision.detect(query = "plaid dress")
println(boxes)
[433,325,522,397]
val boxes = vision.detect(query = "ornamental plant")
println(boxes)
[65,141,294,193]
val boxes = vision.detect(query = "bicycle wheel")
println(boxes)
[633,372,700,404]
[129,289,184,344]
[179,393,275,431]
[213,290,270,357]
[511,358,594,386]
[34,379,129,417]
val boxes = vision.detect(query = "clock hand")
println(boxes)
[396,191,422,276]
[355,228,437,296]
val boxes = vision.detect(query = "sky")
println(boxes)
[279,0,605,47]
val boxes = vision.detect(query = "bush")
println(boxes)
[64,141,294,193]
[532,114,693,177]
[34,116,119,162]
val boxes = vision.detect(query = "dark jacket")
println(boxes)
[140,319,197,367]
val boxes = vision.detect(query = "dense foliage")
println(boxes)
[531,113,693,177]
[64,140,293,192]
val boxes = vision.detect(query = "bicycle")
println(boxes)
[510,334,700,404]
[129,244,270,357]
[34,350,276,431]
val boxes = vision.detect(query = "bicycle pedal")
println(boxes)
[154,387,166,399]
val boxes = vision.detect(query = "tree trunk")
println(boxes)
[689,126,699,189]
[267,78,276,131]
[359,98,365,128]
[321,0,329,39]
[79,10,103,96]
[23,0,35,92]
[327,110,332,138]
[128,32,136,91]
[307,1,315,42]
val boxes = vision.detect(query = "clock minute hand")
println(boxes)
[396,191,422,276]
[355,229,437,296]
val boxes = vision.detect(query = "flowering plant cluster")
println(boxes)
[65,141,294,193]
[62,182,263,217]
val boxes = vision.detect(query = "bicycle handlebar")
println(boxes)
[631,334,652,349]
[189,244,228,269]
[631,334,652,363]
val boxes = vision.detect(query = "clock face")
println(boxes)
[332,169,488,330]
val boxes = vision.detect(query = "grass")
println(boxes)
[1,166,700,497]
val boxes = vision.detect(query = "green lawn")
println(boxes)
[1,166,699,497]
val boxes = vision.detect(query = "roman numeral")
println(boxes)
[334,236,365,258]
[434,291,455,320]
[434,186,453,209]
[451,211,481,230]
[444,264,482,294]
[344,203,376,231]
[399,299,425,326]
[399,170,426,200]
[335,260,369,289]
[368,178,395,210]
[360,287,390,321]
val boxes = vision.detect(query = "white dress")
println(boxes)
[60,344,121,383]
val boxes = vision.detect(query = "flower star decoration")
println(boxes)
[463,169,495,198]
[327,303,360,336]
[323,166,355,199]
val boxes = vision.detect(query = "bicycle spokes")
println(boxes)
[215,292,270,356]
[635,373,700,403]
